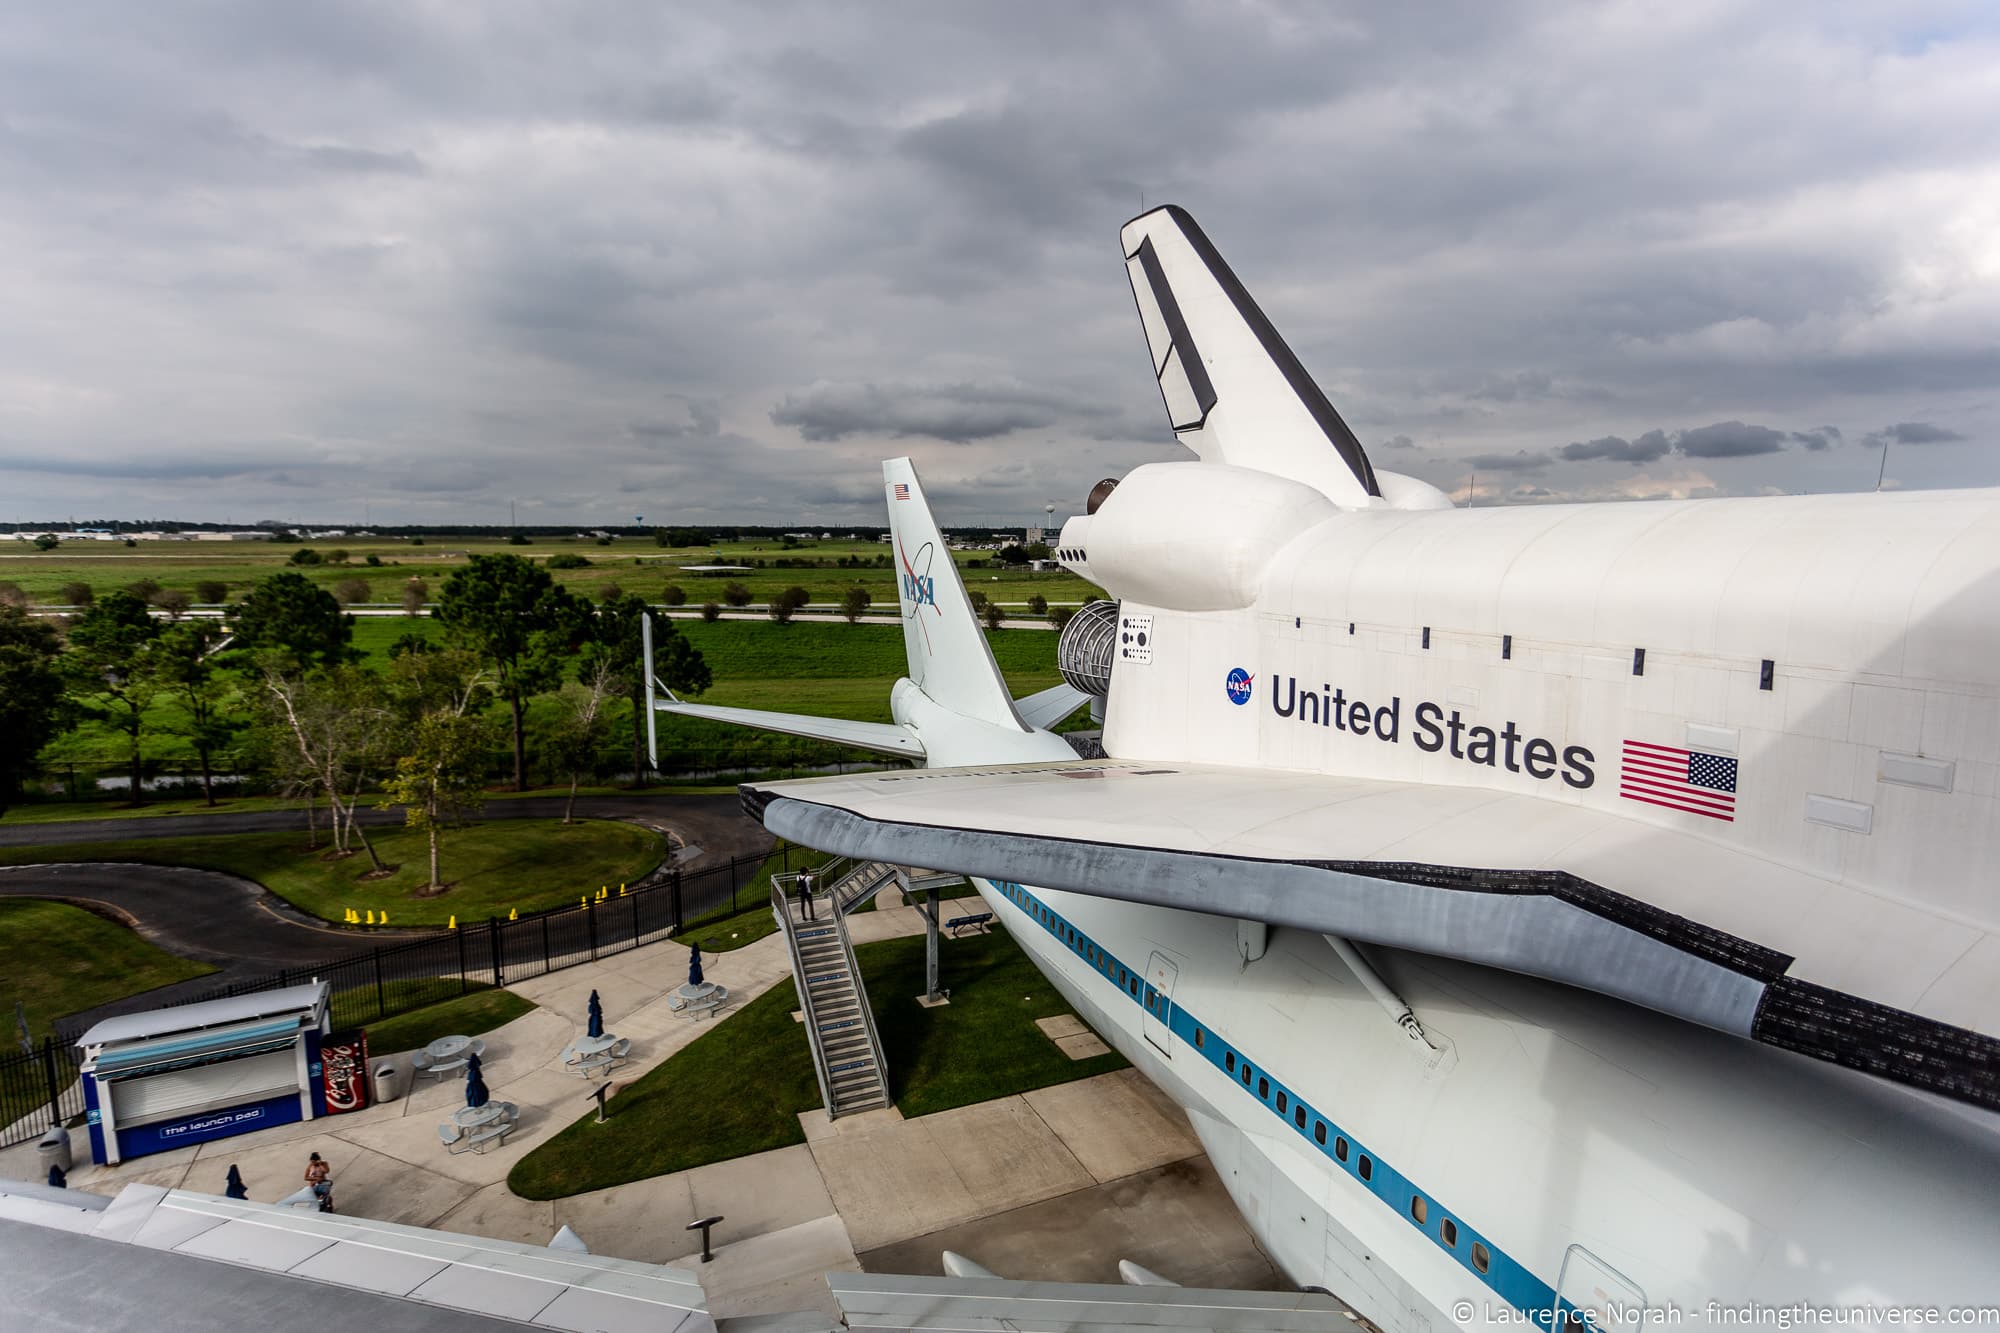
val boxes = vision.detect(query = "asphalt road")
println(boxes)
[0,792,774,1033]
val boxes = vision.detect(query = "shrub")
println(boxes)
[700,602,721,622]
[401,577,428,616]
[32,533,59,550]
[410,537,425,546]
[153,587,193,618]
[194,580,227,604]
[597,581,624,602]
[0,582,26,608]
[326,548,350,564]
[334,577,371,605]
[546,553,592,570]
[981,601,1004,630]
[288,547,322,566]
[722,581,752,607]
[507,534,531,545]
[840,587,872,623]
[594,536,612,546]
[967,590,988,612]
[1048,605,1076,631]
[661,583,686,606]
[124,577,162,601]
[365,553,382,567]
[59,581,94,607]
[1027,594,1047,614]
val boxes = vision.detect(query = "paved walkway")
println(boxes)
[3,904,1274,1319]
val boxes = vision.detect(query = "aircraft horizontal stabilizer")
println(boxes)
[652,699,924,759]
[1013,682,1091,731]
[741,759,2000,1113]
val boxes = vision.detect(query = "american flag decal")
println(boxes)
[1620,740,1737,821]
[892,483,910,500]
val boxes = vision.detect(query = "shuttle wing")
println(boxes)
[742,759,2000,1112]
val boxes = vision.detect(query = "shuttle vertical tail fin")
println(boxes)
[1120,204,1382,508]
[882,458,1028,733]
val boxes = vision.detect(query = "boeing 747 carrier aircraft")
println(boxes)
[655,207,2000,1329]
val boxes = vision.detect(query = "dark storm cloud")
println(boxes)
[0,3,1996,522]
[1462,451,1552,473]
[1560,431,1672,464]
[1868,421,1966,445]
[769,380,1107,444]
[1675,421,1790,459]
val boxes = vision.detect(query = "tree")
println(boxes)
[32,533,58,551]
[153,588,193,620]
[62,593,163,804]
[151,621,240,806]
[434,553,586,791]
[333,577,371,606]
[0,582,25,609]
[58,581,93,608]
[661,584,686,606]
[252,662,390,866]
[596,581,623,602]
[586,594,709,784]
[840,586,872,623]
[382,652,492,891]
[722,581,752,607]
[194,580,227,605]
[288,547,322,566]
[230,571,354,671]
[997,544,1029,566]
[700,602,721,622]
[326,549,350,565]
[967,589,988,612]
[124,577,162,602]
[549,659,616,822]
[1048,604,1076,631]
[981,601,1004,631]
[766,586,809,623]
[1026,594,1048,615]
[401,577,428,617]
[546,553,591,570]
[0,605,70,819]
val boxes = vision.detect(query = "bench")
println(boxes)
[668,988,729,1020]
[439,1114,517,1155]
[944,912,993,937]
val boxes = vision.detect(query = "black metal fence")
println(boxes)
[0,847,778,1148]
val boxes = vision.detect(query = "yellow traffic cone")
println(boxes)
[366,909,375,925]
[380,910,388,925]
[580,895,588,909]
[618,884,626,897]
[448,915,456,930]
[508,907,518,921]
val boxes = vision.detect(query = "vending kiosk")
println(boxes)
[75,981,331,1165]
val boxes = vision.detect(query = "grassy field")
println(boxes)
[0,533,1103,611]
[506,924,1125,1198]
[0,899,217,1039]
[19,613,1066,779]
[0,819,668,926]
[359,986,535,1057]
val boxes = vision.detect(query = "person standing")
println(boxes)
[796,871,815,921]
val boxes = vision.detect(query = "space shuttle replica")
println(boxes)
[656,207,2000,1328]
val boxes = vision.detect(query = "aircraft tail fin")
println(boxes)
[883,458,1028,733]
[1120,204,1381,509]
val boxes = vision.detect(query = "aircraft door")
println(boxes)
[1556,1244,1648,1333]
[1141,952,1179,1056]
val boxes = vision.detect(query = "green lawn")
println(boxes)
[358,986,535,1057]
[0,898,217,1039]
[678,846,795,952]
[506,923,1125,1198]
[0,819,669,926]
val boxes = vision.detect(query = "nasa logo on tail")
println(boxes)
[1225,668,1254,705]
[901,570,936,609]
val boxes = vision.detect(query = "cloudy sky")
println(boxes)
[2,2,1995,525]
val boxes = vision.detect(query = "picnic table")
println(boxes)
[412,1034,485,1081]
[562,1033,631,1078]
[440,1099,519,1154]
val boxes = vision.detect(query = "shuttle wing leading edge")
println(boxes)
[741,759,2000,1113]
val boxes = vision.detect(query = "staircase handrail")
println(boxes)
[773,880,836,1115]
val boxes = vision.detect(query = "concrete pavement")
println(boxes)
[3,903,1278,1318]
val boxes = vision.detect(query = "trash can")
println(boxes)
[37,1127,72,1176]
[371,1062,403,1105]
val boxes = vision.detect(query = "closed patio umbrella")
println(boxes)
[464,1050,490,1109]
[224,1165,248,1200]
[688,943,705,988]
[586,990,604,1040]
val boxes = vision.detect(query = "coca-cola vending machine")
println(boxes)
[319,1031,371,1114]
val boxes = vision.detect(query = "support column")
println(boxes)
[917,886,946,1006]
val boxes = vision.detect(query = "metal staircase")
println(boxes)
[772,878,890,1118]
[795,857,901,915]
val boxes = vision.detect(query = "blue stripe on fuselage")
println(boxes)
[985,878,1561,1324]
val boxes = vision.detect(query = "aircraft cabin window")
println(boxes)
[1422,626,1431,649]
[1502,634,1512,660]
[1275,1091,1287,1113]
[1411,1196,1427,1224]
[1359,1154,1373,1182]
[1294,1105,1307,1129]
[1225,1052,1236,1073]
[1472,1242,1491,1274]
[1257,1076,1269,1100]
[1194,1028,1205,1049]
[1314,1121,1327,1145]
[1441,1218,1458,1248]
[1241,1065,1253,1087]
[1334,1137,1348,1162]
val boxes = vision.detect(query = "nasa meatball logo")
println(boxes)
[1224,668,1254,706]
